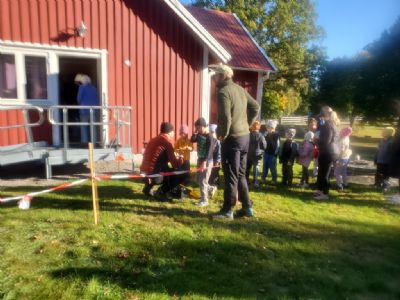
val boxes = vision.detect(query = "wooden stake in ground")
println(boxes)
[88,143,99,225]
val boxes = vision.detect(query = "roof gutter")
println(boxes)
[163,0,231,63]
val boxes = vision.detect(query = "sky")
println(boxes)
[315,0,400,59]
[181,0,400,60]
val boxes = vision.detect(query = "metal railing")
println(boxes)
[47,105,132,149]
[0,105,45,144]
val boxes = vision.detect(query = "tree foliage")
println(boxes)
[191,0,324,118]
[313,17,400,123]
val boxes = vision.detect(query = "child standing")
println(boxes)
[191,118,216,207]
[174,125,193,169]
[279,128,298,186]
[297,131,315,188]
[208,124,220,198]
[334,127,353,191]
[374,127,395,191]
[308,118,319,177]
[246,121,267,188]
[262,120,280,183]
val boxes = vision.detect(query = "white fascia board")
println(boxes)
[232,13,278,72]
[163,0,231,63]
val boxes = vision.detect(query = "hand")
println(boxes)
[201,161,207,169]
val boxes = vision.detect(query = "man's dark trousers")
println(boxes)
[221,135,252,212]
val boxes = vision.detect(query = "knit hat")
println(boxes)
[179,125,189,135]
[266,119,278,129]
[211,63,234,78]
[160,122,174,134]
[384,127,395,137]
[209,124,217,133]
[195,117,207,127]
[304,131,314,141]
[340,127,352,137]
[286,128,296,138]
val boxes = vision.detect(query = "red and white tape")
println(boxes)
[0,178,87,203]
[0,166,218,205]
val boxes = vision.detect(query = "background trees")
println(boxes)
[311,18,400,123]
[191,1,399,122]
[191,0,324,119]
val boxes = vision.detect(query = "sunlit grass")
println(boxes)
[1,169,400,299]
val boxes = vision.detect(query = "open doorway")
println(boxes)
[58,57,99,145]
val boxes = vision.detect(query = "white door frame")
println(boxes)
[0,40,108,146]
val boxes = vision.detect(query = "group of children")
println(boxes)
[245,117,354,191]
[173,116,397,206]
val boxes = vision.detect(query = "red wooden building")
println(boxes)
[0,0,276,153]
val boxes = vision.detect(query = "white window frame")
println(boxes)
[0,40,108,145]
[0,41,107,108]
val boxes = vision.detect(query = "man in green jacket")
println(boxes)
[212,64,260,220]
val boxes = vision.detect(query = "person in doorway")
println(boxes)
[75,74,100,144]
[212,64,260,220]
[140,122,187,201]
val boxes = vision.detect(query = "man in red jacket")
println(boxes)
[140,122,187,201]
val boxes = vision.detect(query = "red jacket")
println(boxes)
[140,134,183,174]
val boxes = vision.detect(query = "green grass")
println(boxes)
[1,169,400,300]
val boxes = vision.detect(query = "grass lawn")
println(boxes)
[1,168,400,299]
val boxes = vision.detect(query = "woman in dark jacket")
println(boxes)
[314,109,339,200]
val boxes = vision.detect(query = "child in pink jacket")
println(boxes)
[297,131,315,187]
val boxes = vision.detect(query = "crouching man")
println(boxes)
[140,122,188,201]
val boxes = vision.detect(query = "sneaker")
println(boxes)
[235,207,254,218]
[213,210,234,220]
[296,183,305,187]
[254,182,260,188]
[196,200,209,207]
[303,183,309,188]
[337,184,344,192]
[314,193,329,200]
[208,186,217,199]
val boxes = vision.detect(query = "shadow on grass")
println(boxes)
[49,217,400,299]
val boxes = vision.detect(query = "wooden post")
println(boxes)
[89,143,99,225]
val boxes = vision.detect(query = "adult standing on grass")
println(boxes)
[389,100,400,202]
[314,108,339,200]
[212,64,260,220]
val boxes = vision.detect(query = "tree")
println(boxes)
[313,17,400,123]
[191,0,324,119]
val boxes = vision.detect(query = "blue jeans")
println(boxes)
[246,157,262,185]
[262,153,277,182]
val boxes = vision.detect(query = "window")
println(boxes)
[25,56,47,99]
[0,54,17,98]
